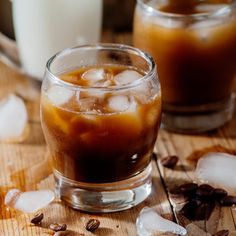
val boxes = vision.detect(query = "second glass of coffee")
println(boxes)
[134,0,236,133]
[41,44,162,212]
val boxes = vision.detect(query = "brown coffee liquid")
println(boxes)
[134,0,236,108]
[41,65,161,183]
[159,0,232,14]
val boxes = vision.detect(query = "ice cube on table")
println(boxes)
[108,95,136,112]
[82,68,112,86]
[114,70,142,86]
[0,94,28,142]
[136,207,187,236]
[195,152,236,195]
[47,85,74,106]
[5,189,55,213]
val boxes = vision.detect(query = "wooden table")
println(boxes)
[0,32,236,236]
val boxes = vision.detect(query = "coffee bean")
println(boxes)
[161,155,179,169]
[30,213,44,224]
[196,184,214,200]
[50,223,67,232]
[213,188,228,200]
[169,186,183,195]
[212,229,229,236]
[220,195,236,206]
[86,219,100,232]
[180,199,201,220]
[180,198,215,221]
[179,183,198,195]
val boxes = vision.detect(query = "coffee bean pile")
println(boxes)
[170,183,236,221]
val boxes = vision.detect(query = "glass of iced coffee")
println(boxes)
[40,44,161,212]
[134,0,236,133]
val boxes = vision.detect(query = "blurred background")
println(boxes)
[0,0,136,40]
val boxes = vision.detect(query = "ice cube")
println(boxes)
[78,97,97,112]
[0,94,28,142]
[47,85,74,106]
[136,207,187,236]
[114,70,142,86]
[195,152,236,195]
[81,89,108,99]
[108,95,136,112]
[152,16,184,28]
[5,189,55,213]
[82,68,112,86]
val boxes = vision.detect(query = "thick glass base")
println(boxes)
[54,164,152,213]
[162,94,235,134]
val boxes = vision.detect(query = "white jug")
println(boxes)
[12,0,103,80]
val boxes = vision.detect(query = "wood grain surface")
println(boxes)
[0,33,236,236]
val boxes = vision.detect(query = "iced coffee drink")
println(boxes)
[41,44,161,212]
[134,0,236,133]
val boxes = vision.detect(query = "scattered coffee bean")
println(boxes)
[161,155,179,169]
[86,219,100,232]
[212,229,229,236]
[213,188,228,200]
[30,213,44,225]
[220,195,236,206]
[180,199,215,221]
[196,184,214,200]
[50,223,67,232]
[179,183,198,196]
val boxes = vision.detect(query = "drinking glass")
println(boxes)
[40,44,162,212]
[134,0,236,133]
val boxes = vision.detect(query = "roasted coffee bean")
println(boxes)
[180,199,215,221]
[213,188,228,200]
[180,199,201,220]
[86,219,100,232]
[220,195,236,206]
[179,183,198,195]
[196,184,214,200]
[169,186,183,195]
[212,229,229,236]
[50,223,67,232]
[30,213,44,224]
[160,155,179,169]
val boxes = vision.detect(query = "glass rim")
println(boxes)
[137,0,235,20]
[45,43,158,92]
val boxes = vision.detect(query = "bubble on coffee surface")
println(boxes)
[195,152,236,195]
[5,189,55,213]
[108,95,137,113]
[0,94,28,142]
[81,68,113,87]
[47,85,74,106]
[113,70,142,86]
[136,207,187,236]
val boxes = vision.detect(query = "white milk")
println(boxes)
[12,0,102,80]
